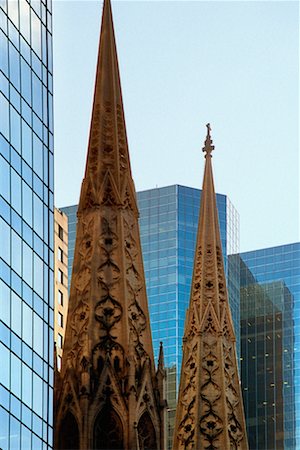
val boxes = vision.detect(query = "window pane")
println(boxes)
[58,333,63,349]
[22,241,32,286]
[0,279,10,325]
[32,372,43,417]
[0,92,9,139]
[21,57,31,104]
[7,0,19,27]
[33,312,43,355]
[33,134,43,179]
[11,352,21,397]
[58,269,63,285]
[58,225,63,240]
[10,105,21,152]
[0,406,9,449]
[20,0,30,42]
[11,230,22,275]
[0,343,10,388]
[21,119,32,166]
[22,180,32,226]
[0,217,10,264]
[33,253,43,297]
[58,247,63,262]
[21,424,31,450]
[58,312,63,328]
[11,169,21,214]
[0,154,10,201]
[32,72,42,117]
[11,292,21,336]
[22,363,32,408]
[33,193,43,237]
[31,10,41,57]
[0,30,8,76]
[9,415,20,450]
[58,289,63,306]
[9,42,20,91]
[22,302,32,346]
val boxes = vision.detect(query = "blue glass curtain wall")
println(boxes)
[0,1,54,449]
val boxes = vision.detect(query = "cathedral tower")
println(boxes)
[54,1,165,448]
[173,125,248,449]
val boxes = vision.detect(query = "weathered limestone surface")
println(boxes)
[54,1,165,448]
[173,125,249,450]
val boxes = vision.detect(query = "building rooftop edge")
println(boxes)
[57,185,230,211]
[233,241,300,256]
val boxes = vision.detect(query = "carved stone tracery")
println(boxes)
[95,295,122,330]
[173,128,248,450]
[55,1,164,448]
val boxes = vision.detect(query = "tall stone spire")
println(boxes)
[54,1,165,448]
[173,125,248,450]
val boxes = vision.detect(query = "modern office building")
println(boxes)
[54,208,68,371]
[238,243,300,449]
[0,1,54,449]
[59,204,76,291]
[61,183,240,448]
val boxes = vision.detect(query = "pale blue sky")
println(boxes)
[53,1,299,252]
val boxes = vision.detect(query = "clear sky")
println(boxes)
[53,0,299,252]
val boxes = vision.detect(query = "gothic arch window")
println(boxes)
[137,412,157,450]
[114,356,120,372]
[93,406,124,449]
[58,411,79,449]
[97,356,104,374]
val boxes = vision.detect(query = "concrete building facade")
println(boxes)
[54,208,68,371]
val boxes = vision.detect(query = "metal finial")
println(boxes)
[202,123,215,156]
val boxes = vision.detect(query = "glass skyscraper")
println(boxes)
[61,184,240,448]
[238,243,300,449]
[0,1,54,449]
[138,185,240,447]
[59,204,76,292]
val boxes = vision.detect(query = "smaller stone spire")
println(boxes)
[158,341,165,372]
[173,125,248,450]
[157,341,167,450]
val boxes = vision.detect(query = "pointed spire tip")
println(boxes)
[202,123,215,157]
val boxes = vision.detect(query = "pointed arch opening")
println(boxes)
[93,406,124,449]
[137,411,157,450]
[58,411,79,449]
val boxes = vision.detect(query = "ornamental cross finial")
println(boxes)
[202,123,215,156]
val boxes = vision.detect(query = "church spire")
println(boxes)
[54,1,165,448]
[78,0,135,214]
[173,125,248,449]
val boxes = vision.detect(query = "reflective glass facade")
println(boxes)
[139,185,239,447]
[62,184,240,448]
[238,243,300,449]
[59,204,76,292]
[0,0,54,448]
